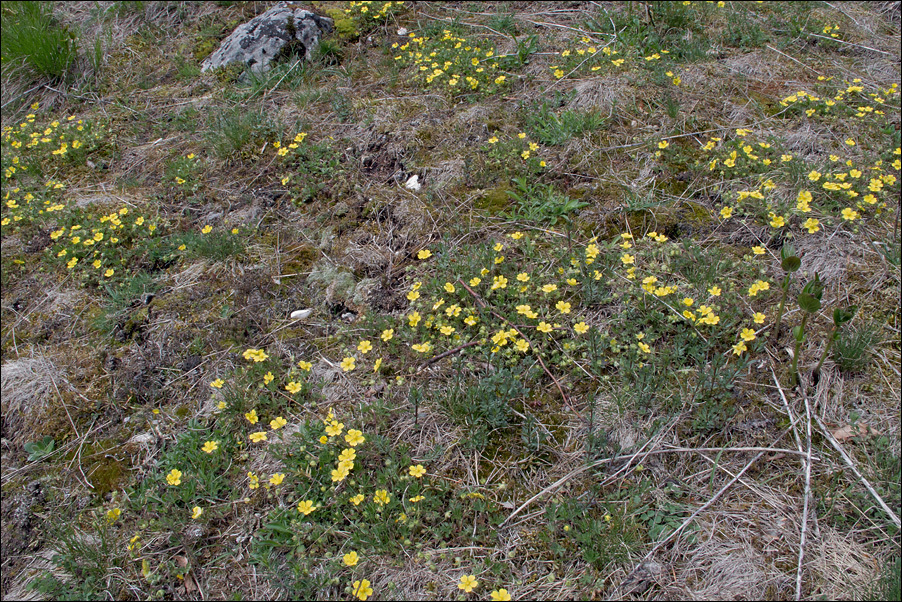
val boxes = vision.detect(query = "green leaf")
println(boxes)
[833,306,857,326]
[23,436,55,462]
[798,292,821,314]
[781,255,801,272]
[792,325,805,343]
[801,273,823,300]
[780,243,796,262]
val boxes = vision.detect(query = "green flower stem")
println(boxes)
[773,275,791,340]
[791,313,810,385]
[815,326,838,374]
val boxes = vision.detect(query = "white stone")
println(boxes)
[404,174,421,191]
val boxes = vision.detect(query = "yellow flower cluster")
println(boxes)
[393,29,507,97]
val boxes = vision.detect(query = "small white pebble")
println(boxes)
[405,174,421,191]
[290,309,313,320]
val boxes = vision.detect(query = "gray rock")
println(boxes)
[201,2,333,73]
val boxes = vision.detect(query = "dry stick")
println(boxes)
[457,279,572,411]
[417,341,480,372]
[796,387,814,602]
[500,442,808,528]
[813,413,901,529]
[772,368,804,454]
[621,448,770,595]
[806,32,892,55]
[765,45,822,76]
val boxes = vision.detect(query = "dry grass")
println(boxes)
[1,1,899,600]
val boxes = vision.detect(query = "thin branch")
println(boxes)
[813,414,901,529]
[417,341,480,371]
[620,449,770,595]
[807,32,892,55]
[501,442,807,528]
[796,388,814,601]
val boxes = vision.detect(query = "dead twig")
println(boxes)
[417,341,480,372]
[619,447,771,596]
[813,414,901,529]
[796,388,814,601]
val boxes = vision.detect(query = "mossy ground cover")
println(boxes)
[1,1,900,600]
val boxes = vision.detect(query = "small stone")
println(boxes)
[404,174,421,191]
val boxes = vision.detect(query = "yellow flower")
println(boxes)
[752,246,765,255]
[753,312,766,324]
[491,589,512,601]
[621,253,634,265]
[201,224,212,234]
[410,495,425,503]
[339,448,356,463]
[732,341,747,355]
[345,429,365,447]
[469,277,482,286]
[249,431,267,443]
[191,506,203,519]
[245,409,259,424]
[341,357,356,371]
[541,283,557,293]
[202,440,219,453]
[374,489,391,505]
[769,214,785,228]
[720,206,733,219]
[263,371,274,385]
[326,420,345,437]
[459,575,479,593]
[248,471,260,489]
[638,342,651,354]
[357,340,373,354]
[352,579,373,601]
[350,493,365,506]
[574,322,589,334]
[740,328,756,342]
[555,301,571,314]
[343,551,360,567]
[417,249,432,259]
[407,290,420,301]
[286,381,303,394]
[166,469,182,486]
[808,170,821,181]
[803,218,820,233]
[298,360,313,371]
[210,378,225,389]
[440,325,455,336]
[297,500,318,515]
[373,358,382,372]
[491,275,508,290]
[331,465,350,482]
[242,348,269,362]
[270,473,285,486]
[841,208,860,221]
[270,416,288,430]
[409,464,427,478]
[748,280,770,297]
[708,286,722,297]
[537,321,553,333]
[658,140,669,149]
